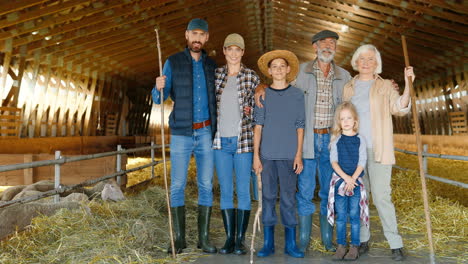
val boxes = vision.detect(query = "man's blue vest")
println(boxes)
[167,48,217,137]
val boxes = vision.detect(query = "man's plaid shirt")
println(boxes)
[213,64,260,153]
[313,60,335,129]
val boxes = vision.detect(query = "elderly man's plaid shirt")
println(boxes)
[313,60,335,129]
[213,64,260,153]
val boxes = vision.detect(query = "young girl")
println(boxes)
[327,101,369,260]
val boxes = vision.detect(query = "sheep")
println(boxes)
[1,185,26,201]
[0,201,89,240]
[101,181,125,202]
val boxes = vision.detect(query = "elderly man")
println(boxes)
[152,18,217,254]
[293,30,352,253]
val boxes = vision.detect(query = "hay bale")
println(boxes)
[1,185,26,201]
[0,201,86,240]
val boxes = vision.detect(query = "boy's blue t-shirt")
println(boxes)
[253,85,305,160]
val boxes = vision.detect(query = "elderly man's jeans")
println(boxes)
[297,133,333,216]
[169,126,214,207]
[214,136,253,210]
[335,182,361,246]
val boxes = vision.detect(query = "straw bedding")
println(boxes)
[0,153,465,263]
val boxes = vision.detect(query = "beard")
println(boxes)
[188,41,203,53]
[317,47,335,63]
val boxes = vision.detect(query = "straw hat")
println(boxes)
[257,50,299,83]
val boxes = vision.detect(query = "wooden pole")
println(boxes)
[154,27,175,258]
[250,172,262,264]
[401,35,436,264]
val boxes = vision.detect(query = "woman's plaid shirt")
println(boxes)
[212,64,260,153]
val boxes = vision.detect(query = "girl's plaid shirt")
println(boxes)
[212,64,260,153]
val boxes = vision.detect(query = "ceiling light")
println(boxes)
[44,36,52,40]
[31,31,39,35]
[341,25,349,32]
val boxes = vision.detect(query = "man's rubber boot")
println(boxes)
[197,205,217,253]
[298,214,312,253]
[257,226,275,257]
[233,209,250,255]
[320,214,336,252]
[167,206,186,254]
[219,209,235,254]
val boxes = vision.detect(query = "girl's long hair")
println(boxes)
[330,101,360,144]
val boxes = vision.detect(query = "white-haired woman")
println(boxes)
[342,44,415,261]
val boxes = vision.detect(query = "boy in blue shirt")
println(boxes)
[253,50,305,258]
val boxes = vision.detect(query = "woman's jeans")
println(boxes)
[214,136,252,210]
[335,181,361,246]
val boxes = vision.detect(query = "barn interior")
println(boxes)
[0,1,466,263]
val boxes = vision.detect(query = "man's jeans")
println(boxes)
[214,136,252,210]
[169,126,214,207]
[297,133,333,216]
[335,181,361,246]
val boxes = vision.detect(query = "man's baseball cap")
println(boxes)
[187,18,208,32]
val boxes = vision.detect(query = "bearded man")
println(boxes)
[152,18,217,254]
[293,30,352,253]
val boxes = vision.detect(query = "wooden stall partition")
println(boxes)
[449,111,467,134]
[0,107,21,138]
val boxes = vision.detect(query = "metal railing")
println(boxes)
[394,144,468,189]
[0,142,164,208]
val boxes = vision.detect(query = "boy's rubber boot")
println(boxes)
[233,209,250,255]
[284,227,305,258]
[257,226,275,257]
[197,205,217,253]
[320,214,337,252]
[219,209,236,254]
[167,206,186,254]
[298,214,312,253]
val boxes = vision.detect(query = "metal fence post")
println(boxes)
[54,150,61,203]
[423,144,428,174]
[151,141,155,179]
[116,145,122,185]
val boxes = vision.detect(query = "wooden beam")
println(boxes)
[83,71,98,136]
[0,0,47,16]
[0,50,11,103]
[0,0,86,30]
[0,0,128,40]
[34,60,52,137]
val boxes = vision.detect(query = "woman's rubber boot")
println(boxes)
[197,205,217,253]
[219,209,236,254]
[234,209,250,255]
[320,214,336,252]
[167,206,186,254]
[298,214,312,253]
[257,226,275,257]
[284,227,305,258]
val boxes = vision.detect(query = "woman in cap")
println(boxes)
[213,33,260,255]
[253,50,305,258]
